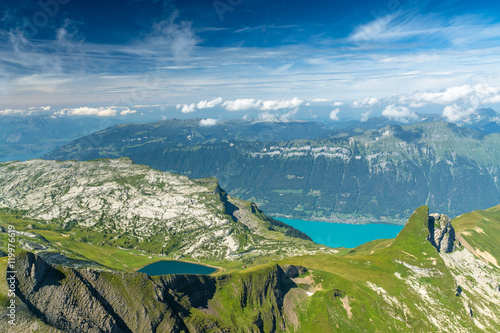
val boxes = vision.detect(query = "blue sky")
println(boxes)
[1,0,500,122]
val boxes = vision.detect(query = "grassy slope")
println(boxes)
[275,206,477,332]
[452,204,500,265]
[2,205,499,332]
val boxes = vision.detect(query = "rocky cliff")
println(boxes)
[427,213,457,253]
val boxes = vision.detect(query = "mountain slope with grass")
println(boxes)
[2,205,500,332]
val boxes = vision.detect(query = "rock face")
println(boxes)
[13,252,306,333]
[427,213,456,253]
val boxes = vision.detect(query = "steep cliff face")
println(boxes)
[12,252,307,333]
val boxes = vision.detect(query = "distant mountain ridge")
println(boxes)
[44,119,500,221]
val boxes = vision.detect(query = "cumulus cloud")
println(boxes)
[392,84,500,122]
[257,112,277,122]
[120,109,137,116]
[260,97,303,110]
[329,108,340,121]
[65,107,117,117]
[382,105,418,123]
[57,106,136,117]
[222,97,303,112]
[0,108,24,115]
[332,101,344,106]
[197,97,222,109]
[311,98,330,102]
[353,97,379,108]
[199,118,218,126]
[176,103,196,113]
[401,84,500,106]
[222,99,261,111]
[442,104,476,123]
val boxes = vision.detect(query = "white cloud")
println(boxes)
[382,105,418,123]
[349,12,500,46]
[311,98,330,102]
[41,106,51,111]
[257,112,277,122]
[120,109,137,116]
[353,97,379,108]
[329,108,340,121]
[408,102,426,108]
[349,14,396,43]
[485,94,500,104]
[150,12,199,61]
[0,108,24,115]
[411,85,477,104]
[393,84,500,122]
[176,103,196,113]
[221,97,304,112]
[197,97,223,109]
[260,97,303,110]
[442,104,476,122]
[361,110,371,122]
[332,101,343,106]
[199,118,218,126]
[65,107,117,117]
[222,99,261,111]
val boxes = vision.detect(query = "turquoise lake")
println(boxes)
[277,218,405,249]
[0,151,51,163]
[138,260,216,276]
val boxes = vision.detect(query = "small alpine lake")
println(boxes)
[138,260,216,276]
[277,218,405,249]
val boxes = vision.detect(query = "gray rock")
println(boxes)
[427,213,456,253]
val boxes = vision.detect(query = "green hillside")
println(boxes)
[2,205,500,332]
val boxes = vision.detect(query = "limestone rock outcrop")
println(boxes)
[427,213,456,253]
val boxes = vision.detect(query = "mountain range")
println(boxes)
[44,114,500,222]
[1,165,499,331]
